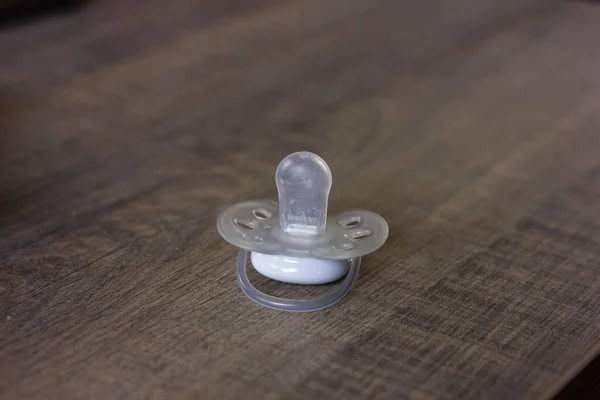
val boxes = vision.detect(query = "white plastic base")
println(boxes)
[250,252,350,285]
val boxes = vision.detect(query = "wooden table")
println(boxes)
[2,1,600,398]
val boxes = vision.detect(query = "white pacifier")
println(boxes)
[217,151,388,312]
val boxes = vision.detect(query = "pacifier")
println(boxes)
[217,151,388,312]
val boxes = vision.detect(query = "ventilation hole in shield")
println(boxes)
[253,208,273,220]
[234,218,256,231]
[338,215,361,228]
[348,228,373,240]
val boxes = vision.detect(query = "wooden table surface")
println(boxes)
[2,1,600,399]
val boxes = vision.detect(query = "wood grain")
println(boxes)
[2,0,600,399]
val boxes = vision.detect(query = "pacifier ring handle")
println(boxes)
[236,249,361,312]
